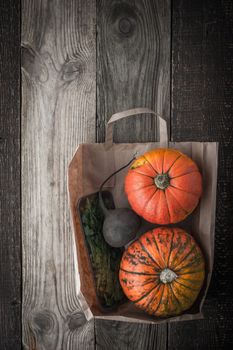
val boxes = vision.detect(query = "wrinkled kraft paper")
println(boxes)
[68,108,218,324]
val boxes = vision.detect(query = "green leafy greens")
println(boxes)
[81,195,125,308]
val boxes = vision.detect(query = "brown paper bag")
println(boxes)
[68,108,218,324]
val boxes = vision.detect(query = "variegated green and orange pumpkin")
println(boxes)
[125,148,202,224]
[119,227,205,317]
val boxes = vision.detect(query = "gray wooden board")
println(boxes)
[0,0,21,349]
[169,0,233,349]
[96,0,170,349]
[22,0,96,348]
[97,0,171,143]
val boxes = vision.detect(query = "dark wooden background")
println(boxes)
[0,0,233,349]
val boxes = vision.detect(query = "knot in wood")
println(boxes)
[62,61,84,82]
[111,3,137,39]
[30,309,56,335]
[67,312,87,330]
[119,17,132,34]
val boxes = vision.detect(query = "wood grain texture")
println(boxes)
[169,0,233,349]
[97,0,171,143]
[0,0,21,349]
[96,1,170,349]
[21,0,96,348]
[95,320,167,350]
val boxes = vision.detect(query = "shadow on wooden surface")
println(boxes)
[0,0,21,349]
[169,0,233,349]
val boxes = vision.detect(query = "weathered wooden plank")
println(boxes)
[95,320,167,350]
[96,0,170,348]
[169,0,233,349]
[0,0,21,348]
[97,0,171,143]
[21,0,96,348]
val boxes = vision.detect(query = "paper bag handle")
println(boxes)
[105,107,168,147]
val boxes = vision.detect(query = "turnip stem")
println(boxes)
[99,153,137,217]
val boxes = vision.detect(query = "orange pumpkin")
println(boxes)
[125,148,202,224]
[119,227,205,317]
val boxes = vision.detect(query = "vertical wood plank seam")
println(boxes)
[94,2,97,347]
[169,0,173,143]
[20,0,23,346]
[94,317,97,350]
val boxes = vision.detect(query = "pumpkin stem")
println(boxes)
[154,173,170,190]
[99,153,137,217]
[160,268,177,284]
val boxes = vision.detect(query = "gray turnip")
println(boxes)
[99,155,141,248]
